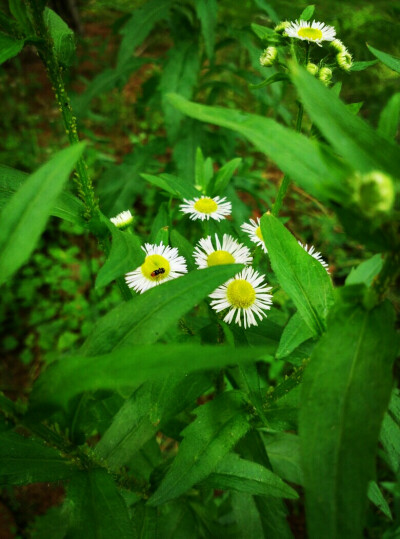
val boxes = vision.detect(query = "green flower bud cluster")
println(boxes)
[352,170,395,218]
[330,39,353,71]
[318,67,333,86]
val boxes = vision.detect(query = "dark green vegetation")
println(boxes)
[0,0,399,537]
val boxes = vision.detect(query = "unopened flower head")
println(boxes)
[285,20,336,46]
[306,62,319,76]
[125,242,187,294]
[298,242,329,272]
[210,267,273,329]
[110,210,134,229]
[330,38,347,53]
[241,217,267,253]
[179,196,231,222]
[353,170,395,217]
[193,234,252,269]
[318,66,333,86]
[336,50,353,71]
[260,46,278,67]
[274,21,290,34]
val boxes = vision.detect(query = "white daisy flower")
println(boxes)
[193,234,253,269]
[110,210,134,229]
[210,267,273,329]
[285,20,336,46]
[240,217,267,253]
[179,196,232,221]
[298,242,329,272]
[125,242,187,294]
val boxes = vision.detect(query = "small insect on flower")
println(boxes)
[210,267,273,329]
[285,20,336,46]
[179,196,232,222]
[125,243,187,294]
[298,242,330,272]
[110,210,134,229]
[241,217,267,253]
[194,234,252,269]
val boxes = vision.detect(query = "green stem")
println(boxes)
[272,43,310,217]
[26,0,98,220]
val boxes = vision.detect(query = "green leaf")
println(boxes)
[260,213,334,335]
[81,264,245,355]
[380,408,400,474]
[200,453,298,498]
[44,8,75,66]
[96,221,144,289]
[264,432,304,486]
[170,229,196,271]
[141,173,199,200]
[195,0,217,60]
[367,44,400,74]
[0,31,24,64]
[345,254,383,287]
[249,73,290,91]
[276,312,314,359]
[0,430,74,485]
[299,5,315,21]
[0,143,85,286]
[349,60,378,72]
[95,374,210,470]
[30,344,269,412]
[148,391,251,506]
[251,23,280,42]
[167,93,350,205]
[378,93,400,140]
[211,157,242,196]
[230,492,264,539]
[0,164,85,224]
[161,42,201,141]
[117,0,171,68]
[368,481,392,520]
[290,63,400,178]
[65,469,134,539]
[299,300,397,539]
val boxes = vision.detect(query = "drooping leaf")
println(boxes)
[30,343,270,412]
[81,264,245,355]
[367,44,400,74]
[300,300,397,539]
[0,143,85,285]
[44,8,75,66]
[378,93,400,140]
[261,213,334,335]
[195,0,217,60]
[290,63,400,178]
[94,373,211,470]
[276,311,314,359]
[0,31,24,64]
[141,173,199,200]
[167,93,350,205]
[65,469,134,539]
[200,453,298,498]
[0,430,74,485]
[96,220,144,289]
[117,0,171,68]
[148,391,251,506]
[0,164,85,224]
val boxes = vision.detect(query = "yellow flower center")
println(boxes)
[297,27,323,41]
[227,280,256,309]
[141,254,171,281]
[207,250,235,266]
[256,226,264,241]
[194,197,218,214]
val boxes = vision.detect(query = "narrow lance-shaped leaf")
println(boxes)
[276,312,314,359]
[148,391,251,506]
[141,173,199,200]
[260,213,334,335]
[30,343,271,412]
[378,93,400,140]
[0,143,86,285]
[367,44,400,74]
[195,0,218,60]
[299,300,397,539]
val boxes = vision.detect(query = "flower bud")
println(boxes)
[306,62,319,76]
[110,210,134,229]
[336,50,353,71]
[330,39,347,53]
[260,46,278,67]
[353,171,395,217]
[318,67,333,86]
[274,21,290,34]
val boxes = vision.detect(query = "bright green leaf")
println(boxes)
[44,8,75,66]
[378,93,400,140]
[345,254,383,287]
[299,5,315,21]
[367,44,400,74]
[141,173,199,200]
[276,312,314,359]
